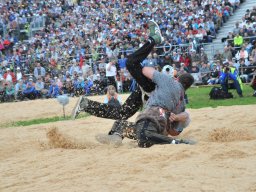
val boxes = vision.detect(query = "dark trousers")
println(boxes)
[108,120,137,140]
[107,118,175,148]
[221,77,242,96]
[84,87,142,120]
[136,120,174,148]
[126,39,156,93]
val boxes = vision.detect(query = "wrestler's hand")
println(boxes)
[168,128,180,136]
[169,113,178,122]
[169,112,189,123]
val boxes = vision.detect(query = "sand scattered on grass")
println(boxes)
[208,127,255,142]
[42,127,96,149]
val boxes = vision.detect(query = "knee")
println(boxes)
[135,120,155,148]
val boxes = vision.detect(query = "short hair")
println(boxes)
[178,73,194,90]
[107,85,116,92]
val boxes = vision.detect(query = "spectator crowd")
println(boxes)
[0,0,256,102]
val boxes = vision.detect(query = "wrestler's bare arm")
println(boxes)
[169,111,189,123]
[142,67,155,80]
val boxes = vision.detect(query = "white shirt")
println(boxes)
[16,72,22,81]
[105,63,116,77]
[82,64,91,76]
[6,74,12,82]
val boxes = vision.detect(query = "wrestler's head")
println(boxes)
[178,73,194,90]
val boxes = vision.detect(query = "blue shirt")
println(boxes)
[118,58,127,69]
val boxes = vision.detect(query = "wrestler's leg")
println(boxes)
[72,86,143,120]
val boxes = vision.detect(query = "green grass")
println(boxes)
[1,113,90,128]
[186,84,256,109]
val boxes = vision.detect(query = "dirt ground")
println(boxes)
[0,96,256,192]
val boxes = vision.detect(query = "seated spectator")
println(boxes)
[16,67,23,82]
[245,61,256,81]
[0,77,6,102]
[55,75,63,90]
[118,54,127,71]
[163,54,173,66]
[35,76,47,98]
[182,53,191,69]
[189,63,200,73]
[84,78,94,96]
[223,31,235,45]
[233,33,244,49]
[47,80,60,98]
[178,64,188,76]
[189,64,201,85]
[104,85,122,108]
[62,79,74,97]
[73,75,83,96]
[251,73,256,96]
[207,64,220,85]
[200,62,211,85]
[199,48,208,64]
[190,50,200,66]
[235,46,249,63]
[232,57,240,70]
[5,82,15,102]
[214,51,224,64]
[34,62,46,80]
[250,46,256,64]
[15,79,26,101]
[23,78,36,100]
[222,46,233,62]
[77,71,84,82]
[44,73,52,91]
[250,7,256,18]
[171,51,181,68]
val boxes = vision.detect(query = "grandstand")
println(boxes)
[0,0,255,103]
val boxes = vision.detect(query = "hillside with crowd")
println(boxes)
[0,0,256,102]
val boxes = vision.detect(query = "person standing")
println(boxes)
[3,68,16,83]
[106,59,117,91]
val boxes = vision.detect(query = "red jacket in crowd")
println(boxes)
[3,71,16,83]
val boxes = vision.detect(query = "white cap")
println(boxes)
[162,65,174,77]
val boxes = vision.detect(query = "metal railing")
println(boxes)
[0,15,46,40]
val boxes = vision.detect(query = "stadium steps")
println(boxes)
[204,0,256,61]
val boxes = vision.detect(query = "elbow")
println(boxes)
[142,67,154,79]
[142,67,146,76]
